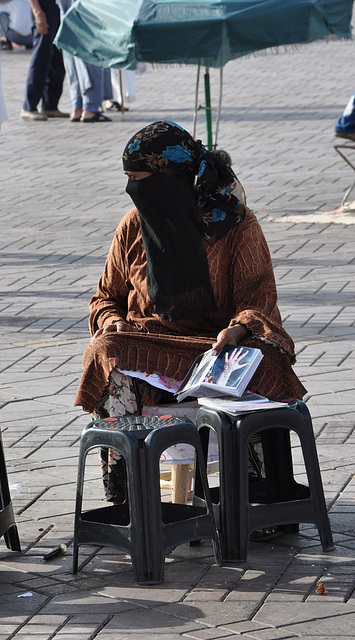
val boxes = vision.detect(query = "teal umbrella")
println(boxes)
[55,0,354,147]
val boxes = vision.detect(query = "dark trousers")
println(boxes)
[23,0,65,111]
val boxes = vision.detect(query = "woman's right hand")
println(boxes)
[91,321,139,341]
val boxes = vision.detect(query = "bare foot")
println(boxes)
[71,109,82,121]
[81,110,95,120]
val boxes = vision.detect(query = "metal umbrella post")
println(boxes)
[193,67,223,151]
[204,68,213,151]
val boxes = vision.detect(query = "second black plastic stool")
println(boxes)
[73,415,220,584]
[193,400,334,562]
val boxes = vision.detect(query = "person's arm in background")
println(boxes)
[28,0,48,35]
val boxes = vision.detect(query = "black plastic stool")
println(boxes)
[0,428,21,552]
[73,415,220,584]
[193,400,334,562]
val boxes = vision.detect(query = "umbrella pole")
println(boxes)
[119,70,125,115]
[193,66,201,139]
[204,68,213,151]
[214,68,223,149]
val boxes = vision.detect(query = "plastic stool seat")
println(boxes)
[194,400,334,562]
[0,429,21,552]
[73,415,220,584]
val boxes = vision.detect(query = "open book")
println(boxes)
[176,344,263,402]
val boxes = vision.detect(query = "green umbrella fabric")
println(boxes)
[55,0,354,70]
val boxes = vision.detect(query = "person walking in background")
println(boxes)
[0,0,33,51]
[21,0,68,121]
[334,93,355,141]
[0,48,7,128]
[57,0,112,123]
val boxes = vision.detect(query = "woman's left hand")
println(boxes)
[91,321,139,342]
[212,324,249,354]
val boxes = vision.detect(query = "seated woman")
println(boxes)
[0,0,33,50]
[75,120,306,505]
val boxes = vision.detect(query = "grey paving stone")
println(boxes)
[101,608,208,635]
[96,634,198,640]
[0,589,48,617]
[155,600,259,627]
[182,630,236,639]
[38,591,137,615]
[255,602,355,631]
[94,583,191,604]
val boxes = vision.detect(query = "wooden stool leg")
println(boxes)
[171,464,192,503]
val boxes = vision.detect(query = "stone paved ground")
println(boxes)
[0,24,355,640]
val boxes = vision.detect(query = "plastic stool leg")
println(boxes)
[4,525,21,552]
[299,432,335,551]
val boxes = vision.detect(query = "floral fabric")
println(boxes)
[93,370,140,502]
[123,120,245,242]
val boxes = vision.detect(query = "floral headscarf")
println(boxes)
[123,120,245,242]
[122,121,245,321]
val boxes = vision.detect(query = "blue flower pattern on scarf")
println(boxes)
[128,139,141,153]
[197,160,206,178]
[162,145,192,163]
[211,208,227,221]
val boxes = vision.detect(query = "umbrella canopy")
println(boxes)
[55,0,354,148]
[55,0,354,70]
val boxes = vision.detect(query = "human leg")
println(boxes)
[0,48,8,126]
[23,0,65,114]
[62,54,82,119]
[40,43,66,111]
[6,28,33,48]
[0,13,12,50]
[22,6,54,112]
[105,68,131,112]
[93,371,141,503]
[335,93,355,138]
[22,26,51,115]
[0,13,10,40]
[56,0,80,119]
[74,57,108,118]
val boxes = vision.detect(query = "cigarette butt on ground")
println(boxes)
[43,544,67,561]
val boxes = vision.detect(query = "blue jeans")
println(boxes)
[63,53,108,112]
[58,0,111,112]
[0,12,33,48]
[22,0,65,111]
[335,93,355,134]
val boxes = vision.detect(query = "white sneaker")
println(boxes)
[21,109,48,121]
